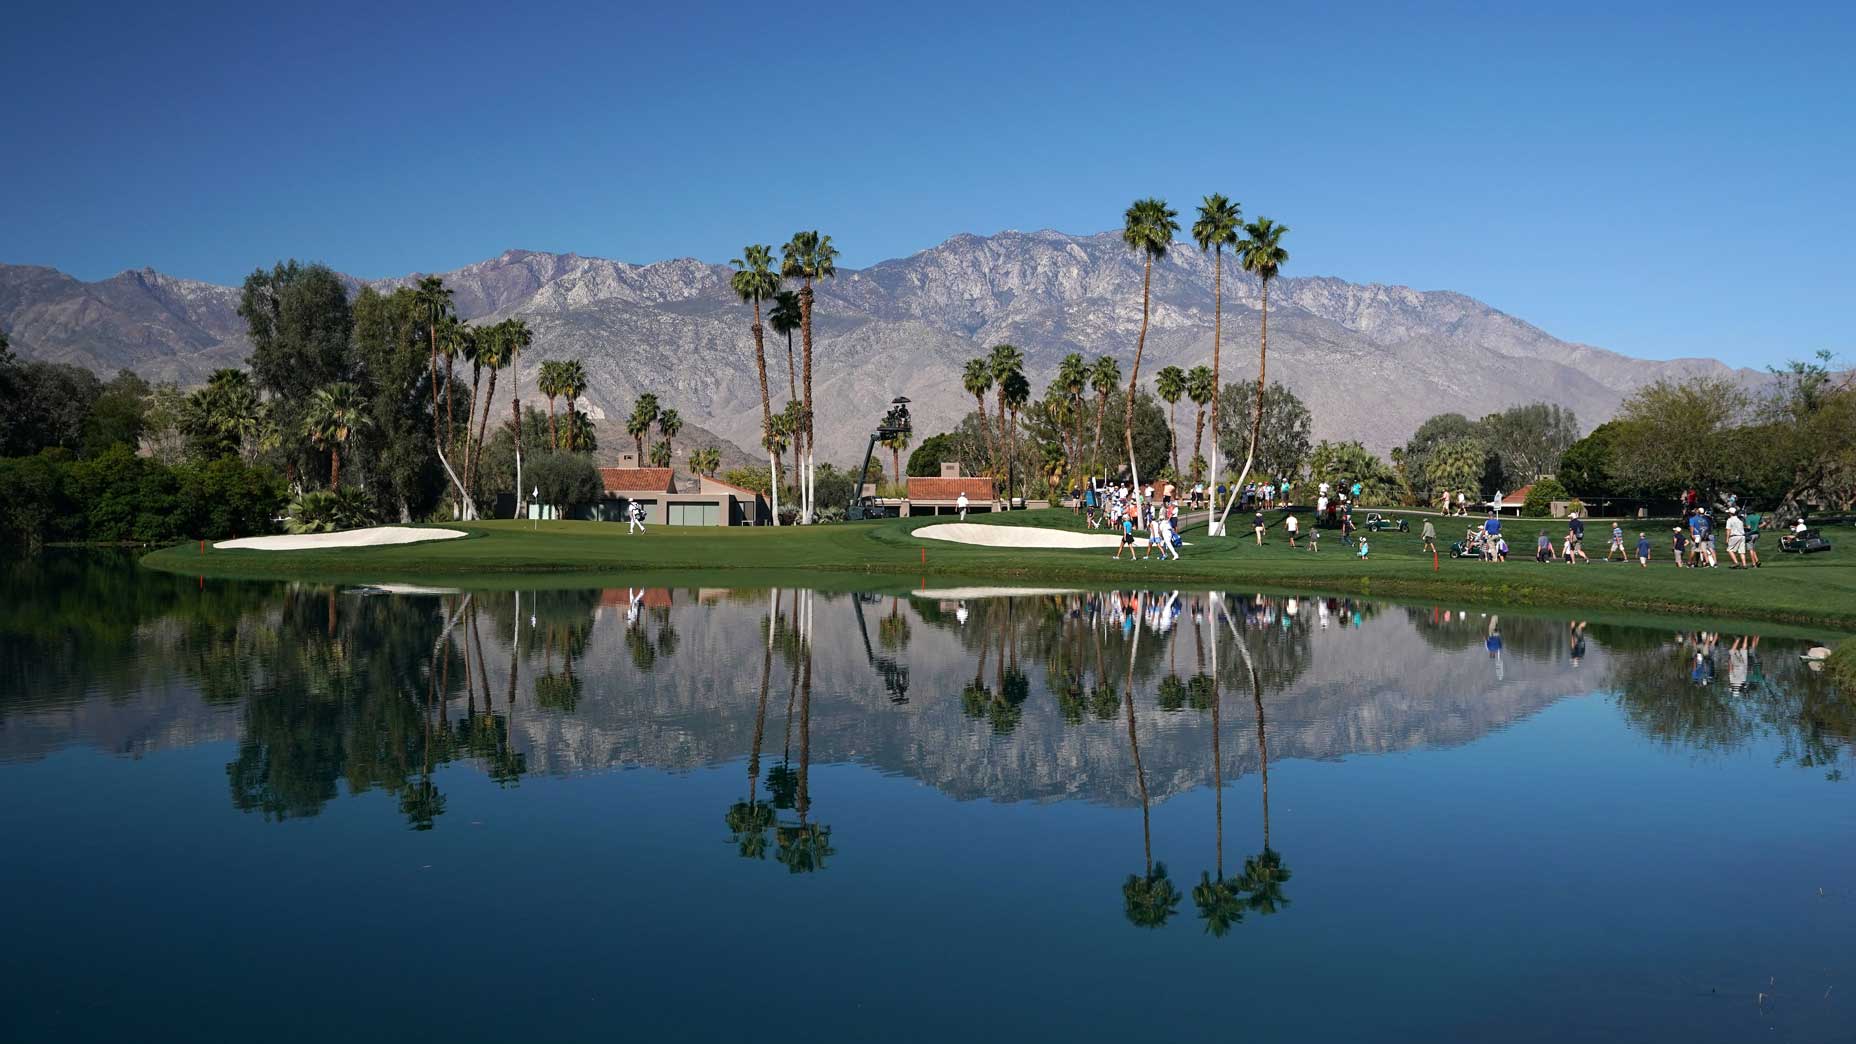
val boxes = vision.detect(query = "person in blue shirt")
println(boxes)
[1566,513,1589,564]
[1483,511,1501,560]
[1636,532,1651,567]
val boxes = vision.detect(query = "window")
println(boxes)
[667,502,719,526]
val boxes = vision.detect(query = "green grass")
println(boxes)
[141,508,1856,634]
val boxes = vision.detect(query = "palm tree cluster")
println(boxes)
[959,344,1029,486]
[731,232,838,524]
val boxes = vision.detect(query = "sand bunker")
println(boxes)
[216,526,468,552]
[915,523,1173,551]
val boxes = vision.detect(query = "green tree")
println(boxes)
[350,286,442,521]
[689,446,722,477]
[1120,198,1180,487]
[1214,380,1312,484]
[1184,365,1215,481]
[537,360,565,450]
[769,289,804,482]
[81,370,150,455]
[1306,440,1398,502]
[1556,420,1625,497]
[989,343,1025,477]
[1426,436,1492,501]
[1607,376,1752,496]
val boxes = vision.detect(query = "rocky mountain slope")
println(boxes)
[1,232,1760,460]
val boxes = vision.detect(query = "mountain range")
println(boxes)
[0,230,1759,464]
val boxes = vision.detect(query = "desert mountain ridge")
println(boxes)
[0,230,1760,462]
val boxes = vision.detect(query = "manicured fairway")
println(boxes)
[143,509,1856,632]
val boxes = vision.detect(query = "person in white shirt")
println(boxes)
[1284,513,1300,548]
[1725,509,1747,567]
[957,491,969,520]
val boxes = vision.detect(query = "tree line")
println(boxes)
[0,262,609,546]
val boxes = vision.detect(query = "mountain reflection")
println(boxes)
[2,558,1850,841]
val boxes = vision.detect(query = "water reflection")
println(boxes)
[3,560,1850,836]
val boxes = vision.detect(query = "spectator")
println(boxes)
[1726,509,1748,568]
[1536,530,1554,563]
[1566,512,1589,564]
[1636,532,1651,567]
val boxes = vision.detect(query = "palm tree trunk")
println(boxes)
[750,301,781,527]
[1192,405,1206,480]
[975,392,996,470]
[1216,278,1269,534]
[1092,393,1109,479]
[1124,256,1152,490]
[1169,398,1180,477]
[1123,617,1151,877]
[511,396,524,519]
[444,355,456,450]
[1208,247,1223,532]
[329,445,341,489]
[799,283,815,524]
[890,446,901,489]
[546,394,558,451]
[464,362,483,495]
[995,387,1009,477]
[471,371,497,505]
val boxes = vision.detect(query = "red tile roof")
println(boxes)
[600,467,676,494]
[907,476,997,502]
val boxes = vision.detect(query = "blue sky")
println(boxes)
[2,0,1850,367]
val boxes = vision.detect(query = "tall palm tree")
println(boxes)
[502,319,533,516]
[658,408,682,463]
[780,231,837,523]
[1088,355,1121,479]
[413,276,471,517]
[304,382,370,488]
[626,393,659,462]
[558,361,588,451]
[449,319,482,461]
[1002,369,1030,497]
[764,287,801,482]
[1185,364,1215,482]
[1155,364,1186,477]
[469,322,513,501]
[962,357,996,469]
[1120,198,1180,489]
[988,343,1024,476]
[538,360,564,450]
[1193,194,1242,522]
[732,244,783,525]
[1218,218,1291,533]
[689,446,722,477]
[1056,352,1089,483]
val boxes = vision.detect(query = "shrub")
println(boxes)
[286,488,376,533]
[526,452,603,512]
[1521,477,1569,517]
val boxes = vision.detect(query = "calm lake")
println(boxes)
[2,556,1852,1042]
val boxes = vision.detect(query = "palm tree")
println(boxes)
[414,277,471,517]
[1185,364,1215,482]
[626,393,659,462]
[962,357,996,469]
[988,343,1024,476]
[502,319,533,516]
[1120,198,1179,489]
[558,361,588,451]
[658,408,682,463]
[1218,217,1291,533]
[537,360,564,450]
[1057,352,1089,482]
[881,428,912,490]
[469,322,513,501]
[304,382,370,488]
[1088,355,1121,478]
[732,244,783,525]
[449,319,482,463]
[1193,194,1242,521]
[1002,369,1030,497]
[649,440,672,467]
[1119,615,1178,927]
[769,289,803,474]
[689,446,722,477]
[1241,631,1291,916]
[1155,364,1186,477]
[781,231,837,523]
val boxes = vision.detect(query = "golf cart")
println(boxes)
[1780,528,1833,554]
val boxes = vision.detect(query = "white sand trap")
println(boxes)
[216,526,468,551]
[912,586,1081,600]
[916,522,1179,551]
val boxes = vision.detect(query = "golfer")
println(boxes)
[1284,512,1300,548]
[1421,517,1437,553]
[957,491,969,520]
[1253,510,1266,546]
[627,500,647,534]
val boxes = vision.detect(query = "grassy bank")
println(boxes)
[141,509,1856,633]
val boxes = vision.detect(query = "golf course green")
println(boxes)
[141,509,1856,633]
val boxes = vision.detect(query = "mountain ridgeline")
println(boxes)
[0,231,1755,460]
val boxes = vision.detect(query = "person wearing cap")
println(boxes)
[1566,512,1589,564]
[1726,508,1748,568]
[1636,531,1651,567]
